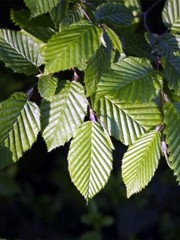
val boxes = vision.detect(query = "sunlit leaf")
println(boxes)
[38,75,58,100]
[41,80,87,151]
[68,121,113,200]
[0,93,40,162]
[122,130,161,198]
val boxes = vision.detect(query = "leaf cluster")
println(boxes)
[0,0,180,201]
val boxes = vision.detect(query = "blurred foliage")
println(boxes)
[0,0,180,239]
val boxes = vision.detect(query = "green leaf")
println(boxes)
[24,0,60,18]
[41,80,87,151]
[97,57,157,102]
[95,2,134,27]
[162,0,180,33]
[0,93,40,162]
[158,33,180,58]
[38,75,58,100]
[122,130,161,198]
[44,22,101,73]
[59,8,84,30]
[122,33,151,58]
[10,9,55,42]
[68,121,113,200]
[0,29,43,75]
[50,0,69,29]
[94,95,162,145]
[106,27,122,53]
[85,34,113,96]
[163,56,180,95]
[164,102,180,182]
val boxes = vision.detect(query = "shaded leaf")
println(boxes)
[164,102,180,182]
[44,22,101,73]
[41,81,87,151]
[94,95,162,145]
[10,9,55,43]
[95,2,134,27]
[163,56,180,95]
[0,29,43,75]
[68,121,113,200]
[24,0,59,18]
[0,93,40,162]
[106,27,122,53]
[122,130,161,198]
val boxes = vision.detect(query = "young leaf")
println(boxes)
[0,93,40,162]
[97,57,157,102]
[38,75,58,100]
[162,0,180,33]
[94,96,162,145]
[11,9,55,42]
[41,80,87,151]
[24,0,59,18]
[44,22,101,73]
[95,2,134,27]
[122,130,161,198]
[68,121,113,201]
[0,29,43,75]
[164,102,180,183]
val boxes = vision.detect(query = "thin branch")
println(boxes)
[142,0,163,32]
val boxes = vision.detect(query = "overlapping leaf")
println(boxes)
[163,56,180,95]
[97,57,157,102]
[38,75,58,100]
[106,27,122,53]
[50,0,69,29]
[24,0,59,18]
[85,34,113,96]
[122,130,161,198]
[94,95,162,145]
[0,29,43,75]
[44,22,101,73]
[158,33,180,58]
[162,0,180,33]
[95,2,134,27]
[11,9,55,42]
[68,121,113,200]
[41,80,87,151]
[164,102,180,183]
[0,93,40,162]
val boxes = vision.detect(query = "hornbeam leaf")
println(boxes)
[38,75,58,100]
[44,23,101,73]
[0,93,40,162]
[106,27,122,53]
[41,80,87,151]
[11,9,55,42]
[24,0,59,18]
[162,0,180,33]
[164,102,180,183]
[50,0,69,29]
[68,121,113,200]
[163,56,180,95]
[94,95,162,145]
[95,3,134,27]
[158,33,180,58]
[85,35,113,96]
[122,130,161,198]
[98,57,157,102]
[0,29,43,75]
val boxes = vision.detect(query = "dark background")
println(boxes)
[0,0,180,239]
